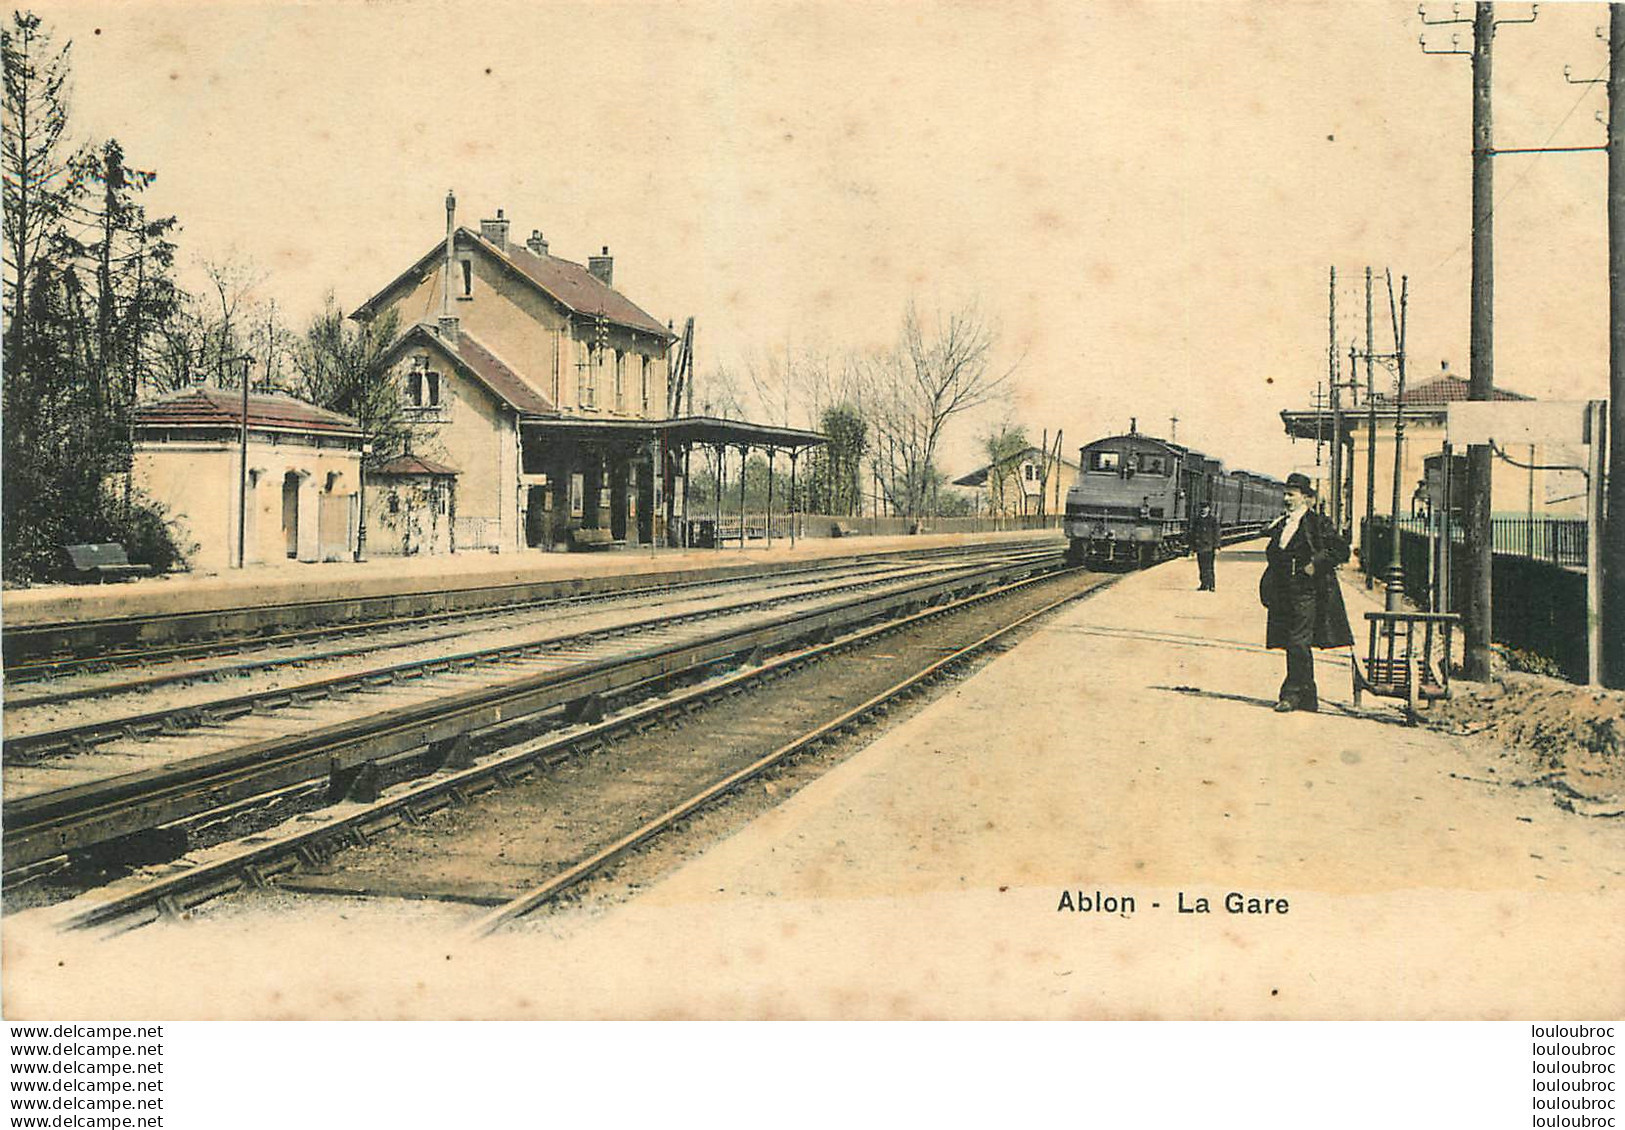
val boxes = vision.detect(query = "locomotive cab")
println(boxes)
[1064,428,1284,568]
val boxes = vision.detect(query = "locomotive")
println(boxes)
[1063,424,1284,567]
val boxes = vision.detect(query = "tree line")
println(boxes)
[703,299,1019,521]
[4,10,1021,580]
[2,11,404,582]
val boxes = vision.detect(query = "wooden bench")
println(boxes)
[567,527,624,552]
[62,543,153,583]
[1351,611,1461,723]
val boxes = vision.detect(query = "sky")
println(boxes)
[30,0,1616,477]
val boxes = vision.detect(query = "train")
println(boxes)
[1063,424,1285,567]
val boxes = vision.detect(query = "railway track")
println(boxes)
[2,541,1032,683]
[3,555,937,710]
[37,557,1107,935]
[4,544,1067,881]
[5,549,1028,752]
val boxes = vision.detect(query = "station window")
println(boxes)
[406,356,441,408]
[1091,451,1120,472]
[578,345,598,409]
[614,350,626,410]
[1023,463,1036,482]
[459,258,473,299]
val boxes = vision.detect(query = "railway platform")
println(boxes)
[7,546,1620,1020]
[0,528,1057,628]
[497,545,1624,1018]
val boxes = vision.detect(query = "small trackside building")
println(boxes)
[132,387,365,571]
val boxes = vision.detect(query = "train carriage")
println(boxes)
[1063,426,1283,567]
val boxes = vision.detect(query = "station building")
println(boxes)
[132,387,365,571]
[1279,369,1587,539]
[952,445,1080,519]
[351,194,821,554]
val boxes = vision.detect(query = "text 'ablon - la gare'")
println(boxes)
[1055,890,1291,916]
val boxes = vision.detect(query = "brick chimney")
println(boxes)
[526,229,549,257]
[479,208,510,251]
[437,314,460,344]
[588,246,613,288]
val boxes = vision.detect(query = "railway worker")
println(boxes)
[1192,503,1220,591]
[1259,473,1353,712]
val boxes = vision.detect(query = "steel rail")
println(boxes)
[464,570,1097,937]
[4,550,1065,872]
[48,562,1100,934]
[5,549,1053,761]
[4,554,960,709]
[3,540,1045,678]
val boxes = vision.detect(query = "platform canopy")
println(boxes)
[520,414,825,451]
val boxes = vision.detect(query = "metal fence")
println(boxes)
[1362,517,1588,682]
[1379,516,1587,569]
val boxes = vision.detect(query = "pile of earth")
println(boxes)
[1425,675,1625,818]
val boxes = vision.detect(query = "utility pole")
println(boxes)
[1386,275,1410,613]
[1365,266,1378,586]
[1607,5,1625,687]
[1420,1,1540,679]
[1464,1,1497,679]
[1329,266,1342,530]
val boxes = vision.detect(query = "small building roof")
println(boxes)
[1398,373,1533,405]
[953,446,1081,488]
[375,453,459,476]
[395,323,557,417]
[134,387,363,437]
[1279,372,1534,442]
[354,228,675,342]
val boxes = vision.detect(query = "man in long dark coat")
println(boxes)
[1259,473,1353,712]
[1191,503,1220,591]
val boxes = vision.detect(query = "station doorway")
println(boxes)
[281,472,301,558]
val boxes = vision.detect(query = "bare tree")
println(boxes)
[860,299,1018,520]
[143,253,290,396]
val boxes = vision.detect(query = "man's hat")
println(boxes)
[1284,472,1316,495]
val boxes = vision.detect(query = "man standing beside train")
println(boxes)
[1259,473,1353,712]
[1192,503,1220,591]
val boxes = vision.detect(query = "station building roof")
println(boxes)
[353,228,674,342]
[134,387,364,438]
[390,323,556,417]
[1280,373,1534,441]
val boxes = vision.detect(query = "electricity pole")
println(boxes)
[1365,265,1378,581]
[1464,1,1497,679]
[1607,5,1625,687]
[1329,267,1342,531]
[1420,1,1540,679]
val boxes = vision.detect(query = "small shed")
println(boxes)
[368,453,459,556]
[133,387,364,570]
